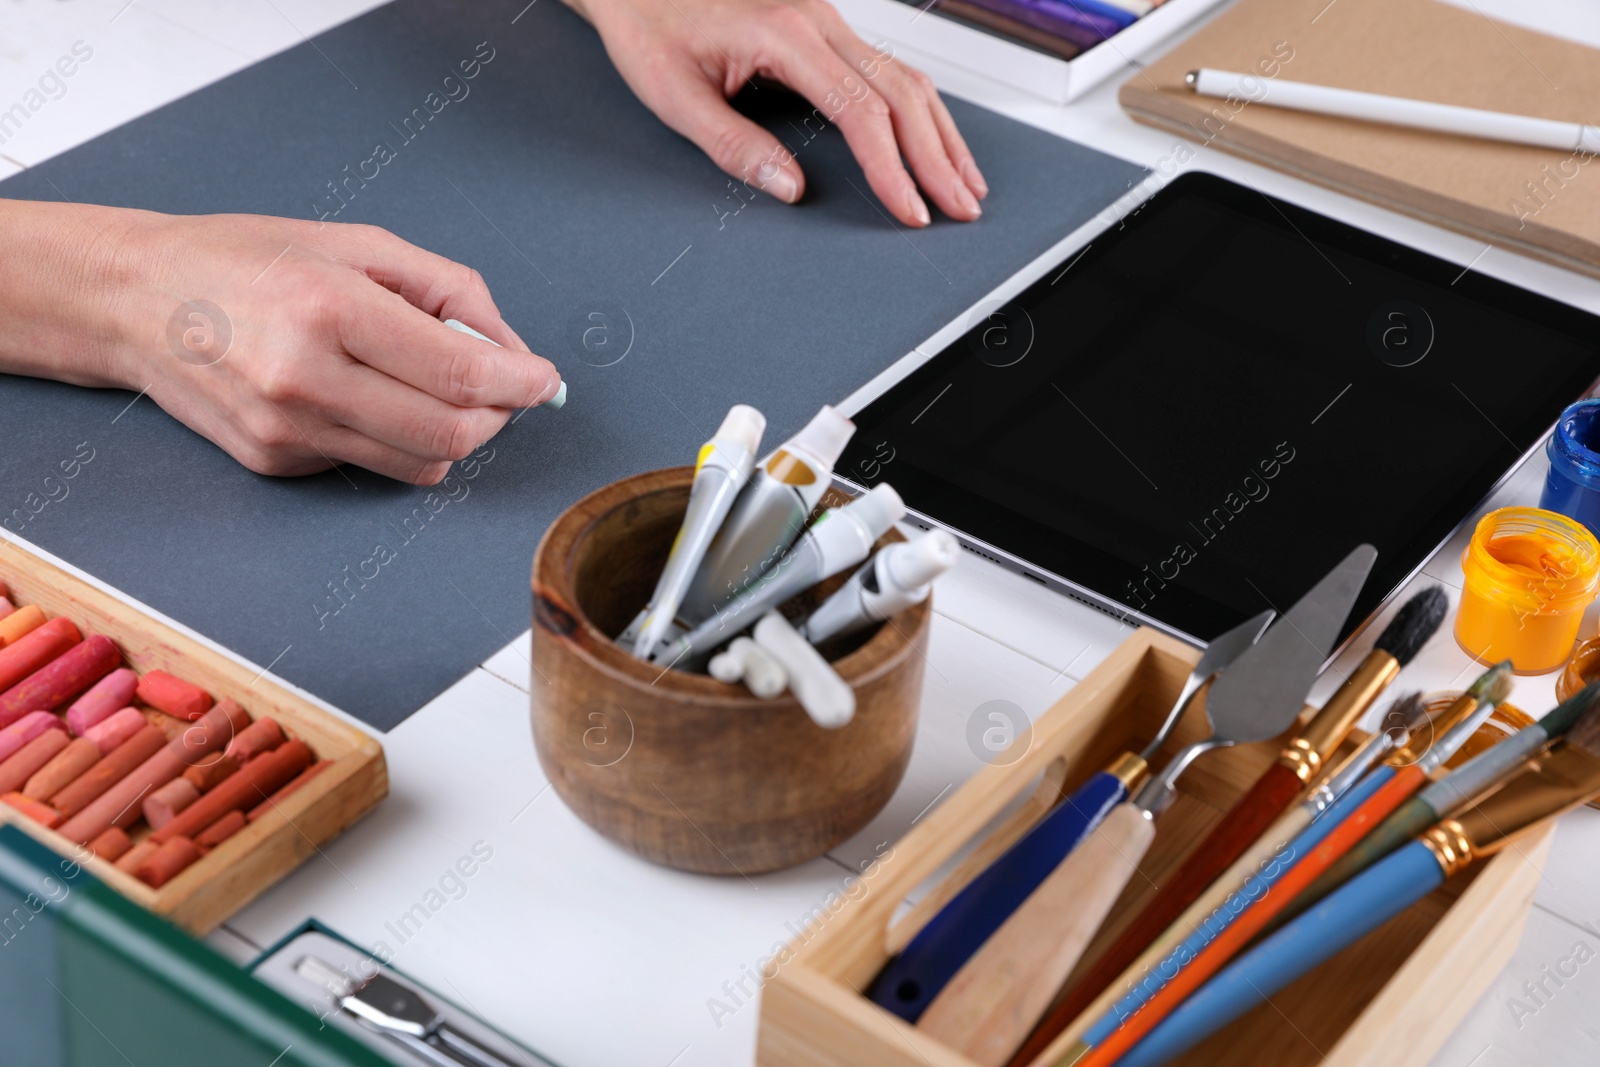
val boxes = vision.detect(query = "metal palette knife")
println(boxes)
[913,544,1378,1067]
[867,606,1274,1022]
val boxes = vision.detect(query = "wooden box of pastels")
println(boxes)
[758,626,1569,1067]
[0,543,385,934]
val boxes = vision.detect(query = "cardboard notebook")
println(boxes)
[1120,0,1600,278]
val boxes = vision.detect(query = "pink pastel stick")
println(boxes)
[82,707,147,754]
[0,711,67,763]
[0,597,13,622]
[66,667,139,736]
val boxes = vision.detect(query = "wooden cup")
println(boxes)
[530,467,929,874]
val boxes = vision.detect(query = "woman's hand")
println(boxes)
[0,200,559,485]
[569,0,987,226]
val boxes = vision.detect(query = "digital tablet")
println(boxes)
[836,172,1600,646]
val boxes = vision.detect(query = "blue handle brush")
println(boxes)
[1115,698,1600,1067]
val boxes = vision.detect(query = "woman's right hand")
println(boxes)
[0,199,559,485]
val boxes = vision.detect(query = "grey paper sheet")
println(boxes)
[0,0,1143,729]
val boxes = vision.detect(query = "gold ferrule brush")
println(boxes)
[1390,662,1513,769]
[1423,741,1600,875]
[1279,652,1401,784]
[1286,587,1448,783]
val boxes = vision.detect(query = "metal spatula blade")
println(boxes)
[1204,543,1378,746]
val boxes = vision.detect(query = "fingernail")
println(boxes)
[906,188,931,227]
[541,378,568,410]
[962,159,989,199]
[954,178,981,219]
[761,168,801,204]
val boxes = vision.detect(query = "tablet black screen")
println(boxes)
[839,173,1600,643]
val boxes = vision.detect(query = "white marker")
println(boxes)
[753,612,855,728]
[630,405,766,658]
[677,406,854,621]
[1186,68,1600,155]
[801,530,959,644]
[658,483,905,664]
[444,318,567,409]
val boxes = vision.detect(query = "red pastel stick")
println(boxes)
[49,725,165,818]
[0,596,13,622]
[0,634,120,729]
[66,667,138,735]
[114,839,160,875]
[82,708,148,754]
[0,711,68,764]
[184,754,239,793]
[23,736,102,800]
[153,740,312,844]
[194,810,246,850]
[88,826,132,863]
[1,791,62,829]
[224,717,284,763]
[0,728,71,794]
[247,760,332,821]
[142,778,199,830]
[135,670,213,721]
[55,701,250,844]
[0,618,79,700]
[136,836,200,888]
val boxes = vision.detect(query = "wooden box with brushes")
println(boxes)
[755,627,1549,1067]
[0,537,386,935]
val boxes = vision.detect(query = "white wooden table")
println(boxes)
[4,1,1600,1064]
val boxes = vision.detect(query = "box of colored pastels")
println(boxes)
[0,541,386,935]
[756,628,1550,1067]
[830,0,1235,104]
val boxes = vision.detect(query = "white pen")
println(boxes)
[1186,68,1600,155]
[655,484,905,664]
[630,405,767,659]
[752,612,855,729]
[799,530,959,644]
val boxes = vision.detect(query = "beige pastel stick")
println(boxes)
[916,803,1157,1066]
[1050,803,1315,1052]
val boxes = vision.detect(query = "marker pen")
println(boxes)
[630,405,767,658]
[657,484,905,664]
[752,612,855,729]
[443,318,567,409]
[677,406,855,622]
[800,530,959,644]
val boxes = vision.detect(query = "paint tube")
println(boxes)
[675,406,855,623]
[628,405,766,658]
[800,531,958,644]
[657,484,905,665]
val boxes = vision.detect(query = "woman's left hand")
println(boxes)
[568,0,987,227]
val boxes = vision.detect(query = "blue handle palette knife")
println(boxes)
[867,607,1274,1021]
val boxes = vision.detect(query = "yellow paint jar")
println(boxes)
[1455,507,1600,673]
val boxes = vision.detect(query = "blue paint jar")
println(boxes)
[1541,399,1600,539]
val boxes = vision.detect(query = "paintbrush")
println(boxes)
[1036,693,1433,1058]
[1008,586,1447,1067]
[1273,682,1600,929]
[1054,663,1514,1067]
[1099,708,1600,1067]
